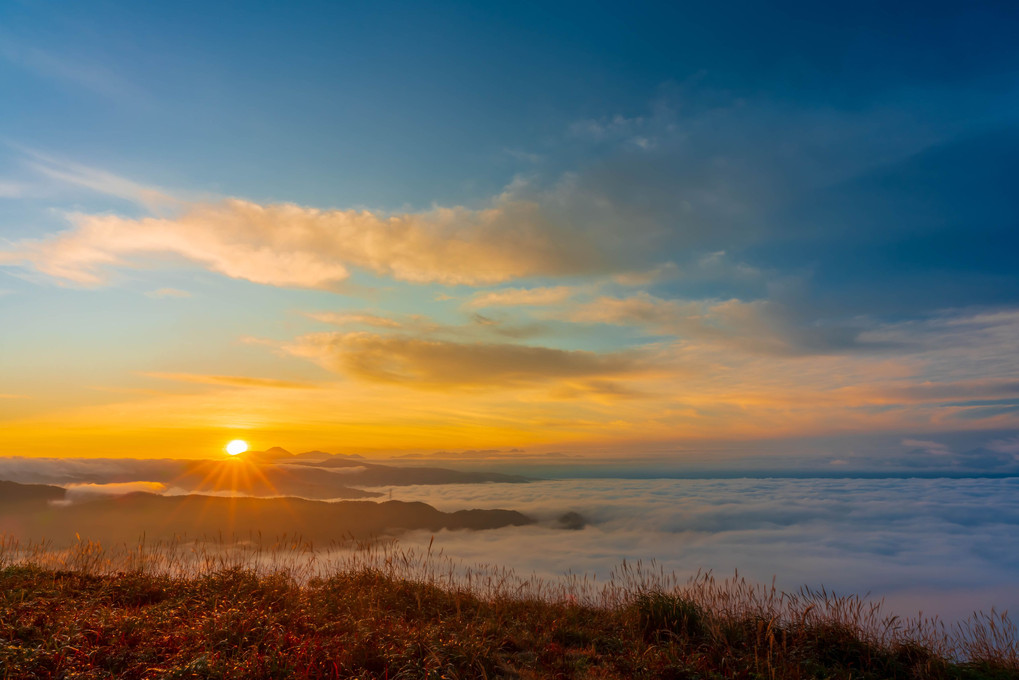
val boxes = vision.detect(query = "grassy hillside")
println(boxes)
[0,541,1016,679]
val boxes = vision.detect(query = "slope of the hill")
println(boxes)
[0,566,1013,679]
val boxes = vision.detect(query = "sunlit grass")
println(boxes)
[0,534,1015,678]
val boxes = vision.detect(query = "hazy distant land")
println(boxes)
[0,449,540,546]
[0,447,530,500]
[0,479,533,546]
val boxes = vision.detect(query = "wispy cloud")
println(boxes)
[145,287,191,299]
[19,148,175,210]
[0,40,143,102]
[307,309,550,343]
[466,286,578,309]
[306,312,406,329]
[140,372,321,390]
[0,181,31,198]
[901,438,952,455]
[611,262,680,286]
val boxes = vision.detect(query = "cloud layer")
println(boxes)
[384,476,1019,623]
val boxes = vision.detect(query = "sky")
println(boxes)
[1,0,1019,463]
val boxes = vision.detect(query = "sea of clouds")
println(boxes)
[378,477,1019,623]
[2,454,1016,622]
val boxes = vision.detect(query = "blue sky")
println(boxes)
[1,0,1018,461]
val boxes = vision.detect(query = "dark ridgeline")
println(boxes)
[0,480,533,546]
[0,450,533,501]
[245,446,532,487]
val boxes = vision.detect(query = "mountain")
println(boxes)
[0,453,533,502]
[287,457,531,486]
[0,480,65,505]
[173,459,381,499]
[0,483,534,546]
[258,446,295,459]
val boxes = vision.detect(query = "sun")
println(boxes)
[225,439,248,456]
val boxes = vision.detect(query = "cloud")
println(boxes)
[0,457,187,485]
[284,332,649,389]
[611,262,679,286]
[18,148,175,210]
[988,436,1019,455]
[307,312,405,329]
[145,287,191,299]
[0,186,625,288]
[380,475,1019,623]
[0,41,142,102]
[467,286,578,309]
[400,448,528,460]
[0,181,30,198]
[306,309,550,343]
[140,372,320,390]
[63,481,167,502]
[567,292,880,355]
[569,113,651,146]
[901,439,952,455]
[859,380,1019,404]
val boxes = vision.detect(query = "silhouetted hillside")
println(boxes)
[0,481,533,546]
[0,479,65,505]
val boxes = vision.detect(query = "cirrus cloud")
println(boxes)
[467,286,579,309]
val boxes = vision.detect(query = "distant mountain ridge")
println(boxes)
[0,479,65,504]
[243,447,532,487]
[246,447,361,462]
[0,451,533,500]
[0,480,534,546]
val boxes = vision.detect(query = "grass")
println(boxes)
[0,535,1016,679]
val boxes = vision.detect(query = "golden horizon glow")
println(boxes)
[225,439,248,456]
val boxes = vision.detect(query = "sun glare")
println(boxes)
[225,439,248,456]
